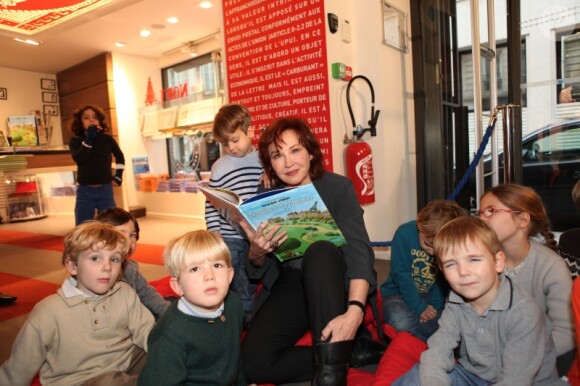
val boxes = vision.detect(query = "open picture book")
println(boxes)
[199,183,347,262]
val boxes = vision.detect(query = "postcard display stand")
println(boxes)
[5,175,47,222]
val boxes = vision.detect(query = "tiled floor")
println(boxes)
[0,213,389,383]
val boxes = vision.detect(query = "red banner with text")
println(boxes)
[223,0,333,170]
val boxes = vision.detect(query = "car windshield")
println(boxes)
[474,119,580,231]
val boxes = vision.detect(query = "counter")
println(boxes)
[0,146,76,222]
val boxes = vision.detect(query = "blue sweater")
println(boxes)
[380,220,448,315]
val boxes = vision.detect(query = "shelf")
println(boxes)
[4,175,47,223]
[9,214,48,222]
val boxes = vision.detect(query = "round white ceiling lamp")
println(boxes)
[199,1,213,9]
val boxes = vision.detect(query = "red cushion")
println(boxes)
[372,332,426,386]
[30,373,41,386]
[348,368,375,385]
[570,278,580,386]
[568,358,580,386]
[149,275,177,298]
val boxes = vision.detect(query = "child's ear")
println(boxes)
[517,211,531,229]
[495,251,506,273]
[227,267,234,285]
[169,277,184,297]
[64,257,78,276]
[247,126,255,139]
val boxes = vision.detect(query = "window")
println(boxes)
[161,52,224,177]
[460,43,521,111]
[556,31,580,103]
[161,52,224,106]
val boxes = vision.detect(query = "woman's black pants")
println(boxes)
[242,241,346,384]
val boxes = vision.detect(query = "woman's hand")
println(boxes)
[238,220,287,267]
[320,278,369,342]
[321,307,363,342]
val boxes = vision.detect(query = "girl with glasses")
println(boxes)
[479,184,575,376]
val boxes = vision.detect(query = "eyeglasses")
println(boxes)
[475,206,522,218]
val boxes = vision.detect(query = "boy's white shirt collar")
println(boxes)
[177,297,225,318]
[61,277,102,298]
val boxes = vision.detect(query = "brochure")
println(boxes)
[199,183,347,262]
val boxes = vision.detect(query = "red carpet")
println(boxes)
[0,272,59,323]
[0,230,64,252]
[0,230,164,265]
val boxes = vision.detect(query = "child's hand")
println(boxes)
[419,305,437,323]
[84,125,99,145]
[112,169,123,187]
[258,173,274,189]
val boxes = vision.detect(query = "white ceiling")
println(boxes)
[0,0,222,74]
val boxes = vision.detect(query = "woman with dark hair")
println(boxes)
[240,117,377,385]
[69,105,125,225]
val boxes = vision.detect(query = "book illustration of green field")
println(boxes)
[240,184,346,261]
[6,116,38,147]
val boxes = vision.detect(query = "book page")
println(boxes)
[239,184,346,261]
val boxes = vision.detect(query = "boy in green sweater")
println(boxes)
[138,230,245,386]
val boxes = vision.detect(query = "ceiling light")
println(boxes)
[180,42,197,57]
[115,42,126,47]
[14,38,41,46]
[167,17,179,24]
[199,1,213,9]
[140,29,151,37]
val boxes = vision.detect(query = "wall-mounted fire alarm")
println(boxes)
[328,13,339,34]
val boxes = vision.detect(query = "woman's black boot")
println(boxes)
[312,340,354,386]
[349,330,391,368]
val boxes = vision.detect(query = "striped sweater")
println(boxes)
[204,151,263,239]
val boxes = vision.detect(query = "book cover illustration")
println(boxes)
[0,130,9,147]
[200,184,346,262]
[6,115,38,146]
[132,156,151,190]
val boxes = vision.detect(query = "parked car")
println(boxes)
[470,118,580,231]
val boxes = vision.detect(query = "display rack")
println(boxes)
[5,175,47,222]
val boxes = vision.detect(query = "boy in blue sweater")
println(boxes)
[380,200,467,341]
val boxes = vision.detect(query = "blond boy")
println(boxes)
[393,216,564,386]
[138,230,245,386]
[0,222,154,386]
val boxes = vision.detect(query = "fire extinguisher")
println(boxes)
[344,75,380,205]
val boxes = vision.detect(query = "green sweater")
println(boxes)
[138,292,245,386]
